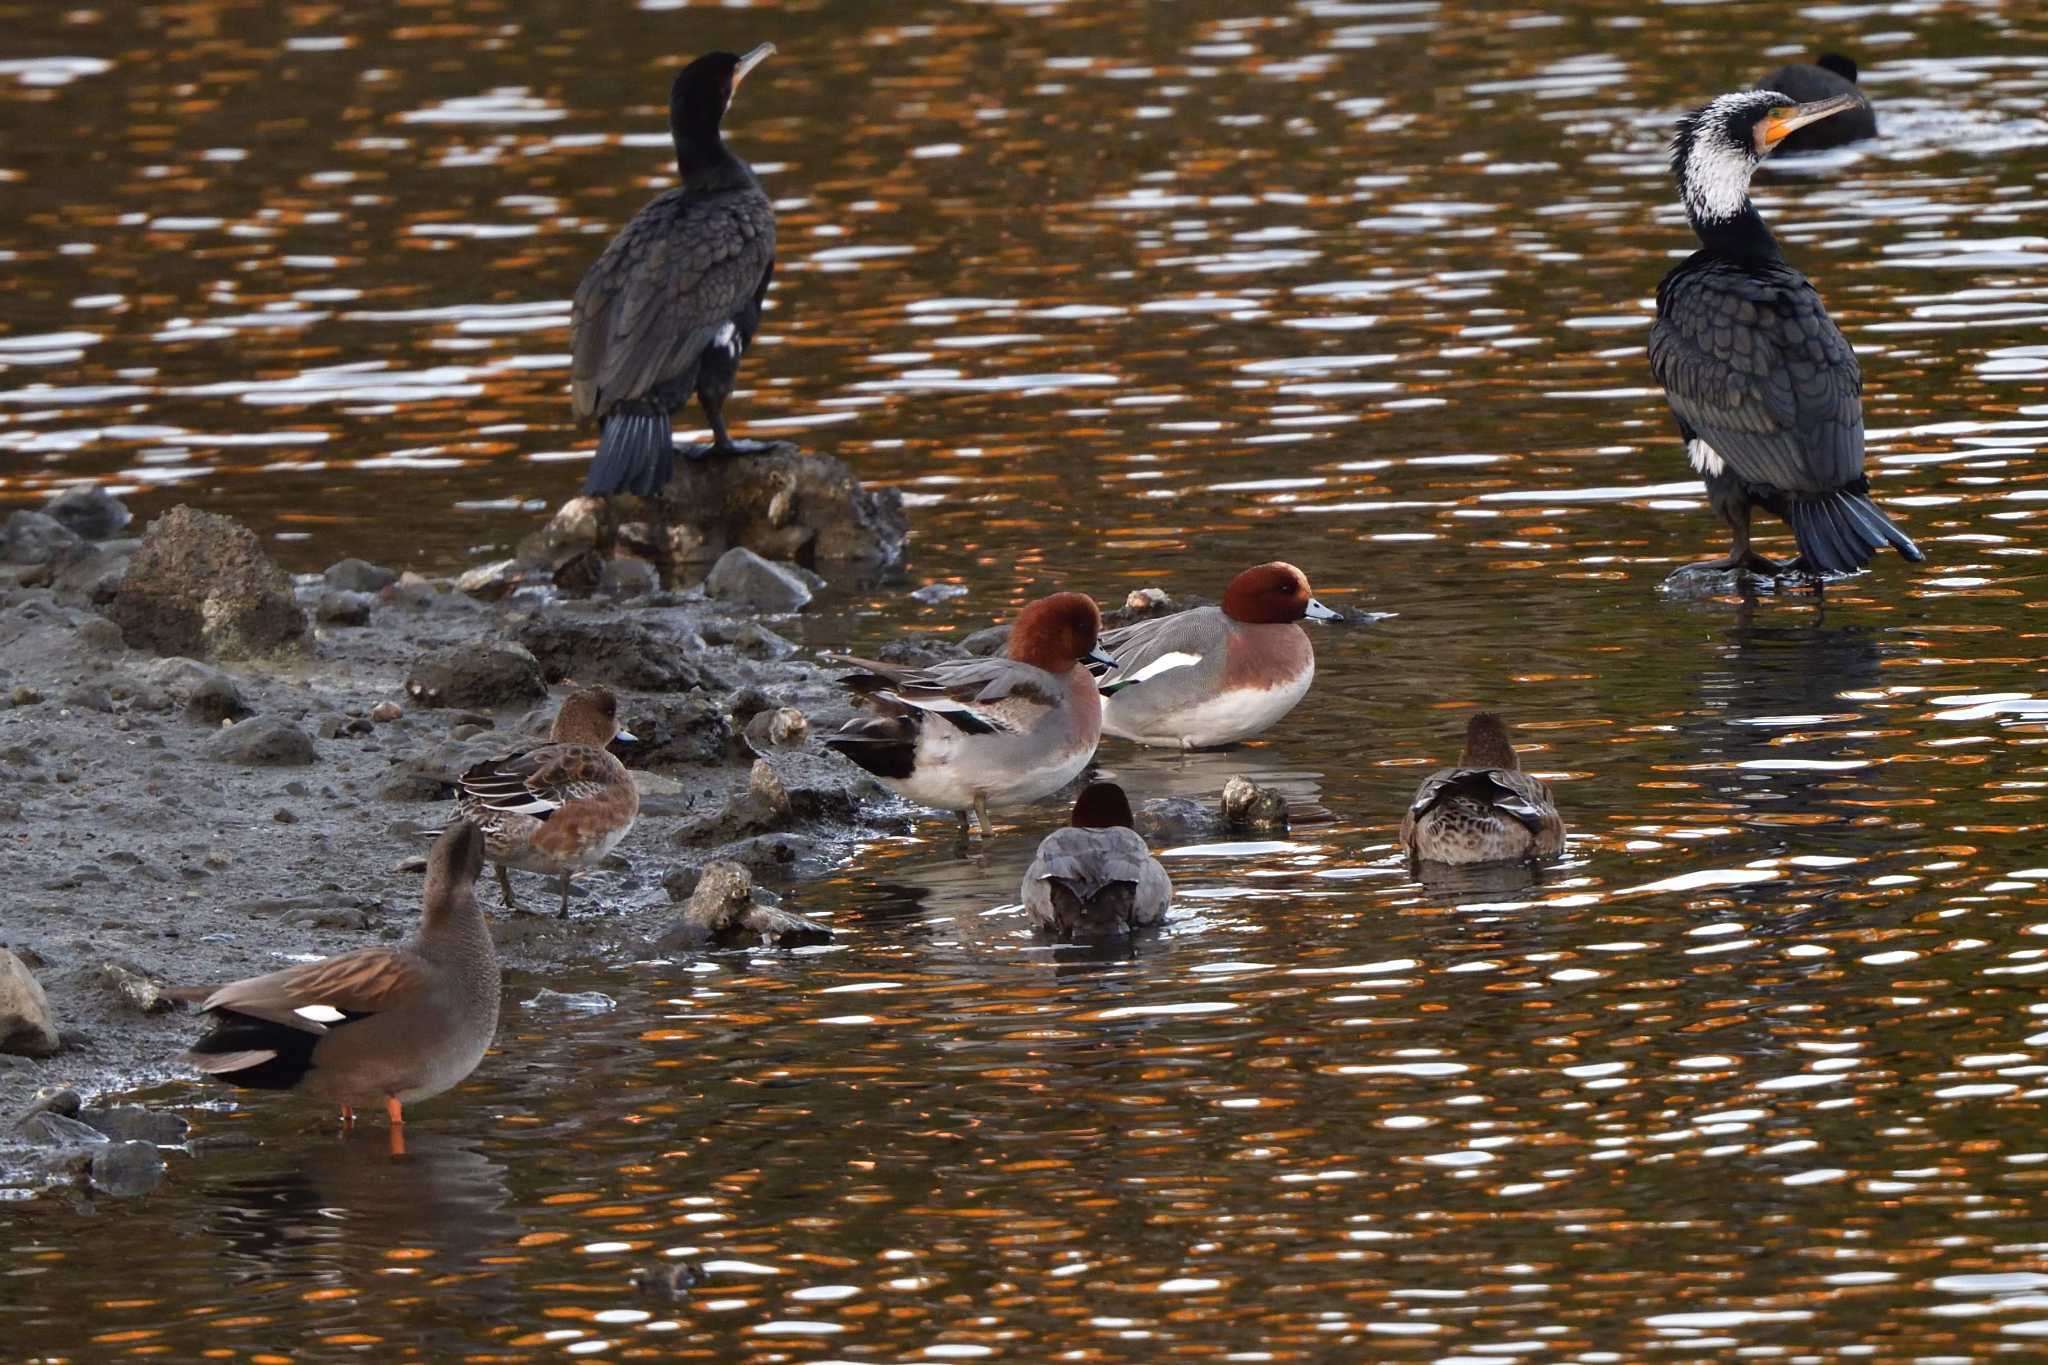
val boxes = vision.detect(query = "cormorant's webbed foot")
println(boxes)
[678,437,778,461]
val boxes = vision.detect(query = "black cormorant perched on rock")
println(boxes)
[1648,89,1922,579]
[1753,53,1876,152]
[574,44,777,497]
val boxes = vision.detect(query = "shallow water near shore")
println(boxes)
[9,0,2048,1359]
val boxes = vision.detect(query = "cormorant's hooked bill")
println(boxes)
[1757,92,1862,150]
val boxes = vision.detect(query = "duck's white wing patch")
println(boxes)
[880,689,1012,734]
[1125,650,1202,683]
[293,1004,347,1025]
[1686,438,1725,477]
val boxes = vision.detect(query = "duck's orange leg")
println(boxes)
[339,1105,356,1130]
[385,1095,406,1158]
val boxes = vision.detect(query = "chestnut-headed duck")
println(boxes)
[1401,711,1565,866]
[456,685,641,917]
[1021,782,1172,941]
[1097,561,1339,749]
[177,821,499,1155]
[825,591,1115,838]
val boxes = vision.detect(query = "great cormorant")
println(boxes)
[1754,54,1876,152]
[1648,89,1923,578]
[574,45,777,497]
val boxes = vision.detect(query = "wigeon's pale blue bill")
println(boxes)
[613,728,639,744]
[1304,598,1341,622]
[1083,645,1118,669]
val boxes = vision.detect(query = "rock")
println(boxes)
[513,617,707,692]
[405,644,547,709]
[678,760,793,844]
[0,510,83,565]
[961,625,1011,657]
[61,682,113,713]
[49,543,130,606]
[90,1141,167,1197]
[599,556,659,601]
[455,558,532,601]
[660,443,906,566]
[370,701,403,723]
[142,658,252,724]
[74,614,127,653]
[0,949,60,1058]
[105,506,310,659]
[911,582,969,605]
[9,686,43,707]
[705,546,812,613]
[1140,796,1225,842]
[631,697,735,770]
[23,1086,81,1120]
[520,988,617,1014]
[744,706,808,752]
[315,590,373,627]
[203,716,316,766]
[94,962,176,1014]
[1221,776,1289,833]
[551,548,606,597]
[19,1112,106,1146]
[653,860,832,951]
[323,558,399,593]
[79,1106,189,1145]
[42,485,132,540]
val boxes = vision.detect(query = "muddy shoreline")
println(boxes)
[0,454,918,1190]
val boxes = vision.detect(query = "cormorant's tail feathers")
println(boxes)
[1785,486,1923,575]
[583,405,675,497]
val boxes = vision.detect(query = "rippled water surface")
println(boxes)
[12,0,2048,1358]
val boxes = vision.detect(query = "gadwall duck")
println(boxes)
[178,821,499,1154]
[1098,562,1339,749]
[1402,712,1565,866]
[457,685,641,917]
[825,592,1115,838]
[1022,782,1172,941]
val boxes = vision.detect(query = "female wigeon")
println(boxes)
[1021,782,1172,941]
[1097,562,1339,750]
[825,592,1115,838]
[1401,711,1566,866]
[456,685,641,916]
[177,822,498,1155]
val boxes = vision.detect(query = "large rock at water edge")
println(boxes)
[0,949,60,1058]
[405,644,548,709]
[106,506,309,659]
[705,547,812,613]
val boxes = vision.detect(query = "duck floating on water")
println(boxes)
[176,822,499,1155]
[1649,88,1922,579]
[575,45,778,497]
[1753,54,1875,152]
[1097,562,1339,750]
[1022,782,1171,941]
[824,592,1114,839]
[457,685,642,917]
[1402,712,1565,866]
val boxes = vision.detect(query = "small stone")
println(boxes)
[405,644,547,710]
[24,1086,82,1119]
[78,1106,190,1145]
[90,1141,168,1197]
[1220,775,1289,833]
[653,859,831,950]
[599,556,660,601]
[911,582,969,605]
[41,485,132,540]
[61,682,114,713]
[96,961,175,1014]
[202,716,317,767]
[323,558,399,593]
[1124,586,1171,614]
[744,706,809,751]
[74,614,127,651]
[0,949,60,1058]
[273,808,297,824]
[704,546,812,613]
[520,988,617,1014]
[315,590,373,627]
[370,701,403,723]
[143,658,251,724]
[11,685,43,707]
[455,558,530,601]
[19,1112,107,1147]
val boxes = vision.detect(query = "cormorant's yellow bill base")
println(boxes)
[733,42,775,92]
[1761,92,1863,148]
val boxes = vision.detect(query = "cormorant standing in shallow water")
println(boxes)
[1648,89,1923,579]
[1754,54,1876,153]
[574,45,777,497]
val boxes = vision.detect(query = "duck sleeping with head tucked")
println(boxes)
[1401,712,1565,868]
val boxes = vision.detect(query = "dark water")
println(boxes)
[11,0,2048,1358]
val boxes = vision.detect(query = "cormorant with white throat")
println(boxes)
[1648,89,1923,579]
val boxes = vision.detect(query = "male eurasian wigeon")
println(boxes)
[176,822,499,1155]
[1401,711,1566,867]
[1096,561,1339,750]
[1021,782,1172,941]
[456,685,641,916]
[824,592,1115,838]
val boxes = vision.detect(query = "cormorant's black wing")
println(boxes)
[1649,257,1863,495]
[571,186,776,423]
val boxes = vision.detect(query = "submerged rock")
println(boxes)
[90,1140,167,1197]
[705,546,812,613]
[42,485,132,541]
[0,950,59,1058]
[106,506,309,660]
[405,644,547,709]
[652,860,832,951]
[78,1105,189,1145]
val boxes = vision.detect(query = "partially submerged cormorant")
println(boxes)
[1753,53,1876,152]
[574,44,777,497]
[1648,89,1923,579]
